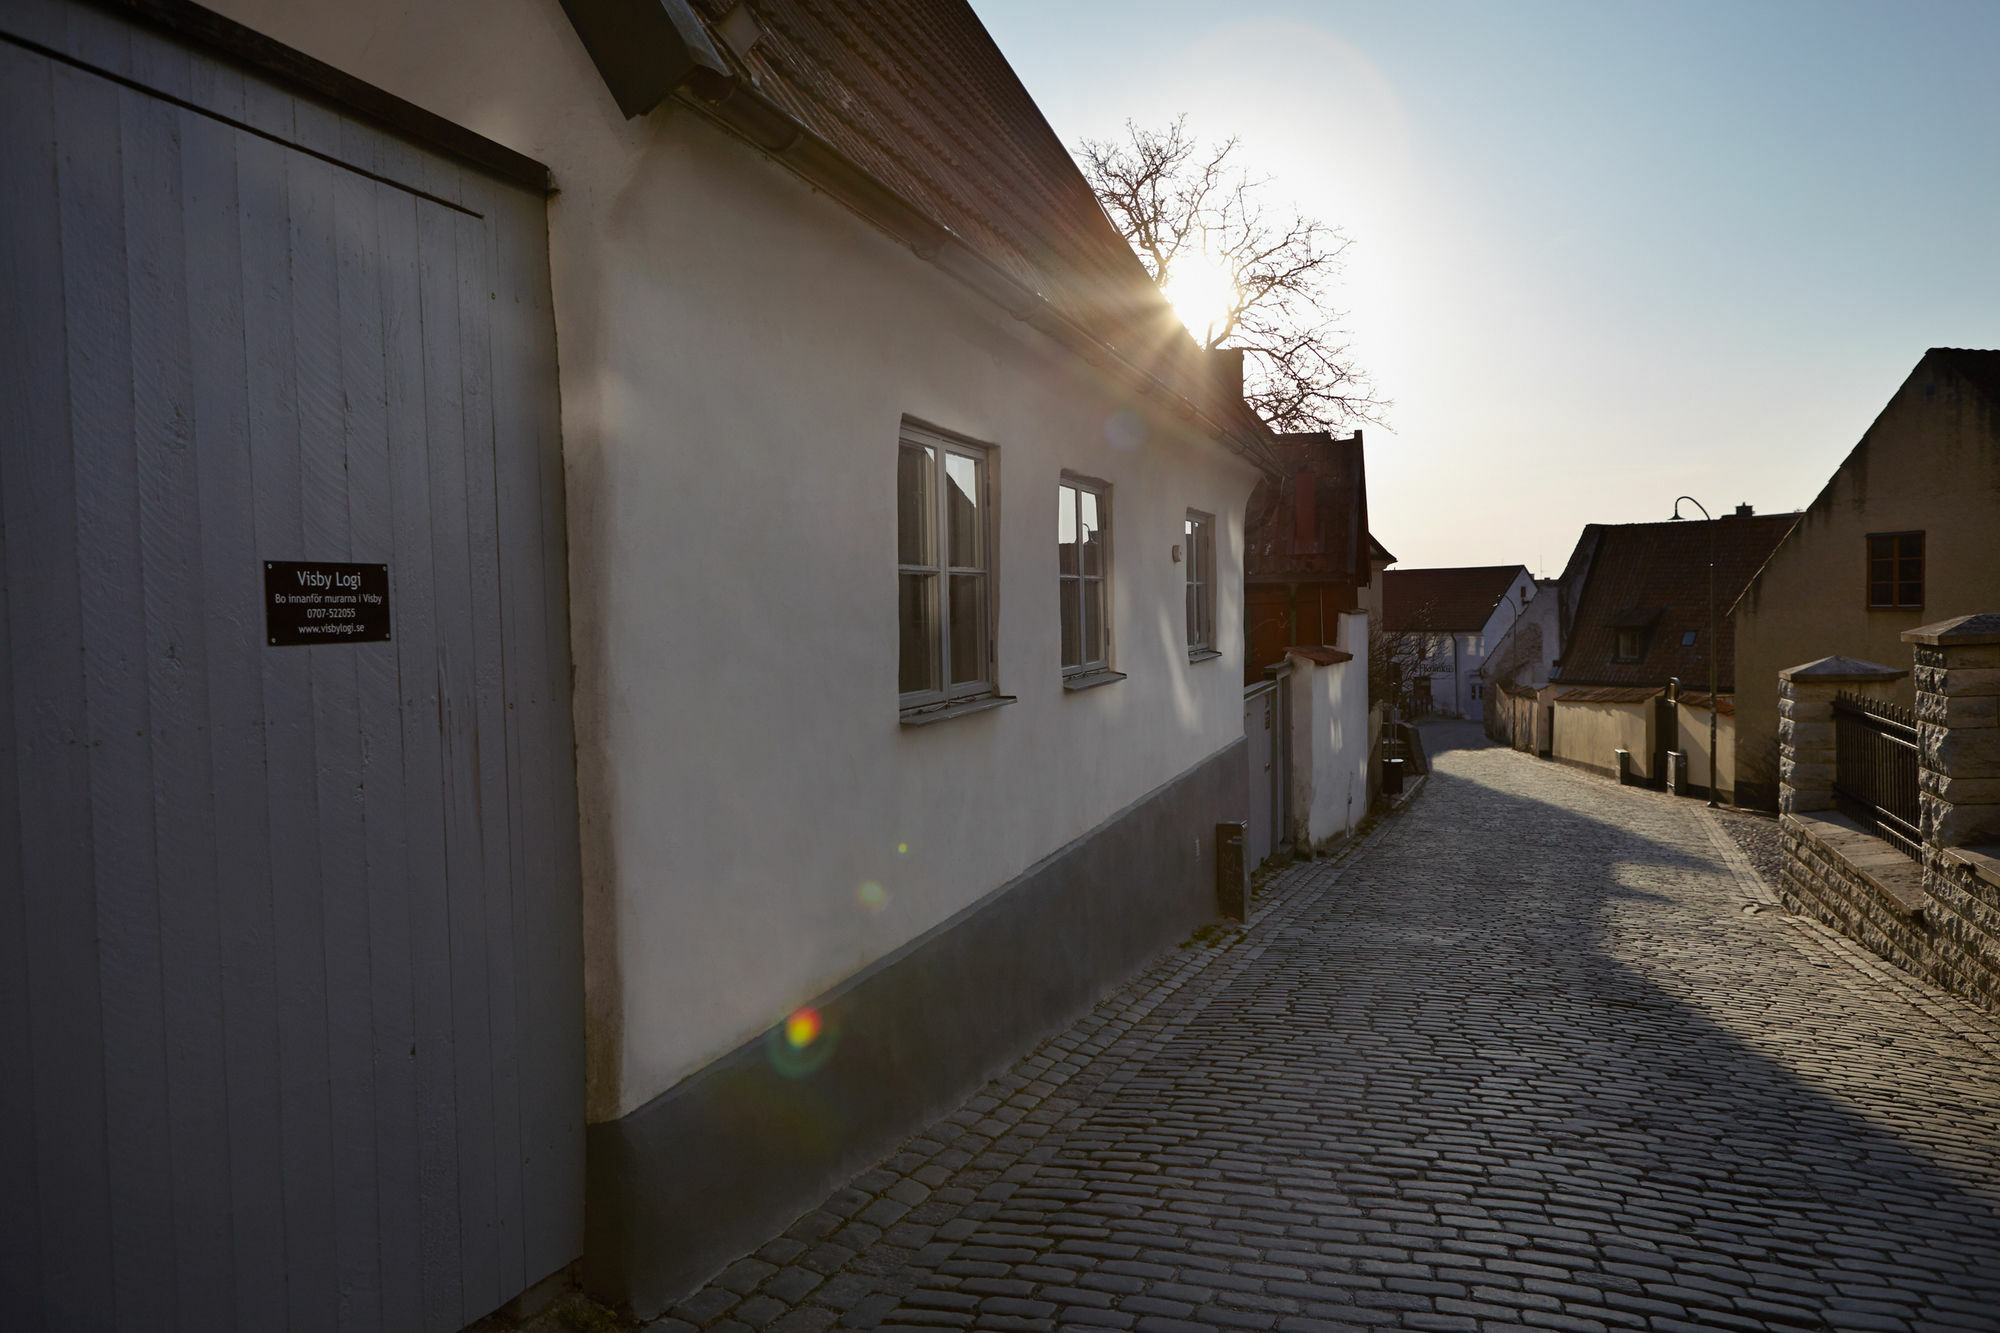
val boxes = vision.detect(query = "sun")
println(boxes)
[1163,254,1239,344]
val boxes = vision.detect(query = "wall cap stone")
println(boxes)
[1778,655,1907,683]
[1943,844,2000,890]
[1781,811,1928,918]
[1903,612,2000,647]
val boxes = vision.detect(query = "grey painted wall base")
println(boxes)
[583,739,1248,1317]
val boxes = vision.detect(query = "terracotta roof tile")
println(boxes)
[1381,566,1530,632]
[1557,514,1798,692]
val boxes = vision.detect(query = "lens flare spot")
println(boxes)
[785,1007,822,1049]
[857,880,888,912]
[897,841,910,855]
[1104,409,1146,453]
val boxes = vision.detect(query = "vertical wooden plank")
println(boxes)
[181,70,294,1325]
[377,176,466,1330]
[286,112,386,1333]
[415,171,503,1325]
[456,195,528,1303]
[58,67,181,1330]
[338,122,425,1332]
[0,42,103,1332]
[237,104,340,1333]
[482,179,585,1277]
[124,84,239,1330]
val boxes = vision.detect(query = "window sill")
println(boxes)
[899,693,1017,726]
[1062,669,1127,692]
[1187,648,1222,664]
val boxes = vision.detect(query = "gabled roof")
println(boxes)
[1381,566,1529,633]
[1245,431,1371,585]
[1927,347,2000,406]
[683,0,1213,407]
[1558,514,1798,691]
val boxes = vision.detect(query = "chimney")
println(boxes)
[1211,347,1245,408]
[1734,503,1754,517]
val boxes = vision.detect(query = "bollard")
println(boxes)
[1383,756,1405,796]
[1615,748,1632,786]
[1667,750,1688,796]
[1216,821,1248,921]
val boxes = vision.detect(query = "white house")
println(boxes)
[0,0,1280,1325]
[1381,565,1535,721]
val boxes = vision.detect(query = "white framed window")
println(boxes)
[899,424,997,716]
[1185,510,1216,659]
[1059,477,1112,680]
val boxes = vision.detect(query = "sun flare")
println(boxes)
[1163,254,1239,343]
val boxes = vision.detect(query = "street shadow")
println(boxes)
[910,720,2000,1331]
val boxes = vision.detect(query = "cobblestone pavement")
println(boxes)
[1712,809,1786,899]
[654,723,2000,1333]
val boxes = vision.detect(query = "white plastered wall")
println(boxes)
[1676,704,1737,797]
[1553,700,1654,779]
[205,0,1264,1120]
[1286,612,1372,846]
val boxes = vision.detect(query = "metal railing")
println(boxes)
[1832,691,1922,861]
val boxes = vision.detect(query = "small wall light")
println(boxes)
[1171,544,1183,563]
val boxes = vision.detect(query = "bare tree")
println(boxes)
[1077,117,1386,433]
[1369,619,1447,718]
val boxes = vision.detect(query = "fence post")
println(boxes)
[1778,656,1905,815]
[1904,614,2000,849]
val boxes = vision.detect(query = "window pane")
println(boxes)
[1058,485,1078,576]
[1079,490,1102,576]
[948,573,987,685]
[1083,581,1105,665]
[899,572,939,694]
[1898,580,1922,607]
[898,444,935,566]
[1898,533,1923,561]
[946,452,982,569]
[1060,578,1081,668]
[1186,582,1200,646]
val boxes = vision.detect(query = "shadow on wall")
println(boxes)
[856,721,2000,1326]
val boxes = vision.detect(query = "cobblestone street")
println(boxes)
[656,723,2000,1333]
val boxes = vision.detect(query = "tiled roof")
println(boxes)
[1556,686,1662,705]
[1381,566,1529,633]
[687,0,1192,376]
[1245,432,1370,585]
[1557,514,1798,692]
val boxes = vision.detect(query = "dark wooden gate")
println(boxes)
[1,4,583,1328]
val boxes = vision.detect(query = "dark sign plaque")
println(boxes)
[264,561,391,646]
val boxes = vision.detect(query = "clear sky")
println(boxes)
[969,0,2000,575]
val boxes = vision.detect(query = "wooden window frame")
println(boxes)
[898,423,1003,719]
[1185,510,1218,661]
[1613,628,1644,663]
[1058,474,1117,685]
[1866,531,1925,610]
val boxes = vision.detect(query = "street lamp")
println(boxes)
[1670,497,1719,808]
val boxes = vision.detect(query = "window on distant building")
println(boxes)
[1185,511,1216,659]
[1867,532,1924,609]
[1614,628,1644,662]
[899,424,996,716]
[1059,477,1117,684]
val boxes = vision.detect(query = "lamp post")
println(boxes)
[1670,497,1719,808]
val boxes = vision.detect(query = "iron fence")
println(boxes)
[1832,691,1922,861]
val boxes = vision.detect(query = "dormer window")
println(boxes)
[1614,628,1643,663]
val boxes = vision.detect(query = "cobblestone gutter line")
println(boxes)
[646,808,1407,1333]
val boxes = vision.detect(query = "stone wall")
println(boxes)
[1778,614,2000,1018]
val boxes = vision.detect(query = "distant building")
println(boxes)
[1381,565,1536,721]
[1243,430,1374,681]
[1548,512,1799,793]
[1731,348,2000,808]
